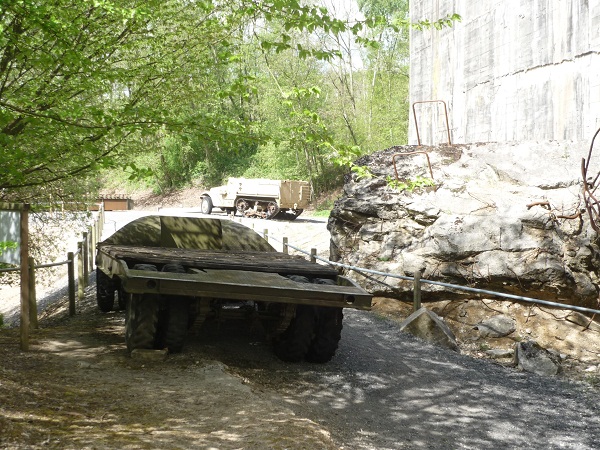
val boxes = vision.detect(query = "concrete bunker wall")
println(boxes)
[409,1,600,145]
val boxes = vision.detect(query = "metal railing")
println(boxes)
[412,100,452,146]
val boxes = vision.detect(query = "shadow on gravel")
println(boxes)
[194,310,600,449]
[0,279,338,450]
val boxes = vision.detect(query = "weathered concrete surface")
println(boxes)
[409,1,600,144]
[327,141,600,309]
[399,307,459,351]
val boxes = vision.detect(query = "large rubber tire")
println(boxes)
[157,263,190,353]
[273,305,316,362]
[125,293,159,352]
[125,264,159,352]
[201,196,213,214]
[117,285,126,311]
[133,263,160,272]
[306,306,344,363]
[306,278,343,363]
[163,301,190,353]
[96,269,115,312]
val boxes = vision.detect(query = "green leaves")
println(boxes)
[386,175,435,192]
[0,241,18,256]
[411,13,462,31]
[124,162,154,182]
[351,165,373,180]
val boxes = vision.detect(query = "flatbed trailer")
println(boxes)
[97,245,370,309]
[95,215,372,362]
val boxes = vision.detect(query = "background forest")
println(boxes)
[0,0,457,204]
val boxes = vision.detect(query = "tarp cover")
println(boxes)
[102,216,275,252]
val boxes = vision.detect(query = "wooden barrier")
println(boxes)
[68,251,75,316]
[28,257,38,329]
[77,241,84,302]
[0,204,105,350]
[90,198,132,211]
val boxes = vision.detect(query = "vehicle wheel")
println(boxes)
[266,201,280,219]
[125,292,159,352]
[306,279,343,363]
[201,196,213,215]
[157,263,190,353]
[306,307,344,363]
[96,269,115,312]
[162,263,186,274]
[163,301,190,353]
[125,264,159,352]
[133,263,159,271]
[273,305,316,362]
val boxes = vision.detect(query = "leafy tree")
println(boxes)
[0,0,458,202]
[0,0,261,201]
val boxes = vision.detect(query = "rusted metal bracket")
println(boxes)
[392,151,434,182]
[412,100,452,146]
[582,127,600,232]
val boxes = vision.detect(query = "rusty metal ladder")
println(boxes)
[412,100,452,146]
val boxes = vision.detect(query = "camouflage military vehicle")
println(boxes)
[200,178,310,220]
[95,215,371,362]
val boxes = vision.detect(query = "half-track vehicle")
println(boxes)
[95,215,371,362]
[200,178,310,220]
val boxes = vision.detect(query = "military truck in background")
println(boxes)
[95,215,371,362]
[199,178,310,220]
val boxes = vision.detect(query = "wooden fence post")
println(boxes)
[20,204,30,351]
[82,231,89,286]
[28,257,38,329]
[413,270,422,312]
[88,228,94,276]
[98,205,104,239]
[91,223,96,260]
[310,248,317,263]
[263,228,269,243]
[78,242,84,302]
[283,237,288,254]
[68,251,76,316]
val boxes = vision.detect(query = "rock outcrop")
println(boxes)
[475,315,516,338]
[328,142,600,309]
[515,340,562,376]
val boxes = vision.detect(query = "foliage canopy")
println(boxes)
[0,0,459,201]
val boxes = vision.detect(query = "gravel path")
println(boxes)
[193,309,600,449]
